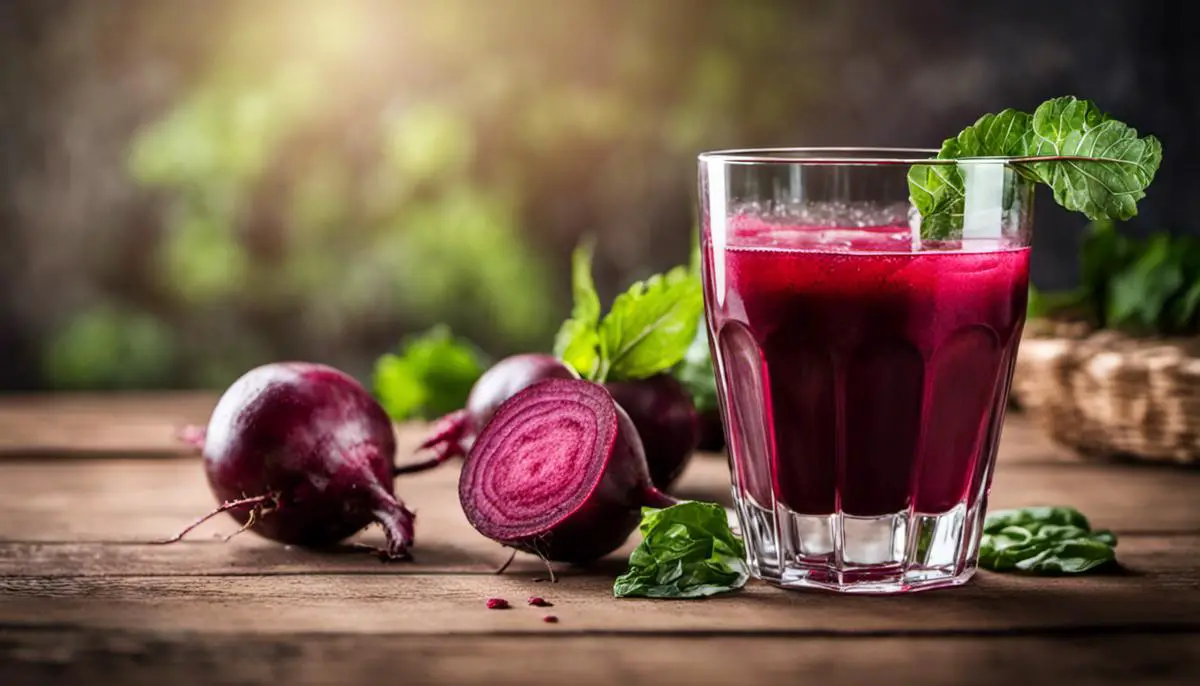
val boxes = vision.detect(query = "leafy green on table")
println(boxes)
[979,506,1117,575]
[910,96,1162,239]
[553,241,704,383]
[372,325,488,421]
[614,501,749,599]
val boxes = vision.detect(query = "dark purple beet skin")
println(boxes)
[459,378,676,563]
[190,362,415,559]
[400,354,576,474]
[605,374,699,490]
[696,409,727,452]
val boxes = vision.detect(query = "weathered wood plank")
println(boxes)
[0,532,1193,580]
[2,563,1199,636]
[2,630,1198,686]
[0,455,472,544]
[0,393,216,456]
[2,453,1197,547]
[0,535,556,577]
[1,393,1196,686]
[0,390,1120,467]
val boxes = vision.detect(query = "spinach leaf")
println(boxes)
[979,506,1117,575]
[614,501,749,599]
[983,506,1091,533]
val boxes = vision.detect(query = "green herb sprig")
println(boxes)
[554,241,704,383]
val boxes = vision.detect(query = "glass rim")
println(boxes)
[698,147,1022,166]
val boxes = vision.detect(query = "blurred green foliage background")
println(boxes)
[0,0,1186,390]
[23,0,819,390]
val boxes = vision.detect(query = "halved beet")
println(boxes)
[459,378,676,563]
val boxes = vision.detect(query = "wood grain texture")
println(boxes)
[0,392,1115,465]
[0,393,216,456]
[3,631,1196,686]
[2,561,1199,637]
[3,533,1195,579]
[0,394,1197,685]
[2,448,1197,547]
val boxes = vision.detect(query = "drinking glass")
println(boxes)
[698,148,1033,593]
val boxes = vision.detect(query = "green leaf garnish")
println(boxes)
[552,240,603,380]
[614,501,749,599]
[553,241,704,383]
[372,325,487,421]
[908,109,1031,238]
[909,96,1162,238]
[979,506,1117,575]
[1024,98,1162,221]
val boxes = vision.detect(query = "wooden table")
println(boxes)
[1,394,1198,685]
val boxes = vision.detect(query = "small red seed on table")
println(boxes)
[527,596,553,607]
[542,615,559,623]
[486,598,510,609]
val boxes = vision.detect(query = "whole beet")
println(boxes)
[402,354,576,474]
[696,409,727,452]
[167,362,415,559]
[605,374,699,490]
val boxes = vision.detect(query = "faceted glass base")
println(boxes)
[733,494,985,594]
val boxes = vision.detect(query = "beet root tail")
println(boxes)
[418,409,469,450]
[394,410,470,475]
[177,424,207,450]
[494,548,518,575]
[372,492,416,562]
[153,494,277,545]
[393,440,465,476]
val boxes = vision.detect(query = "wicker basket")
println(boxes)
[1011,321,1200,465]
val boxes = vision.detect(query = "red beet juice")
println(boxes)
[704,219,1029,519]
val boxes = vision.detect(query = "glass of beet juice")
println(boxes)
[698,149,1033,593]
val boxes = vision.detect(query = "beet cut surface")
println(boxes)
[459,378,676,564]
